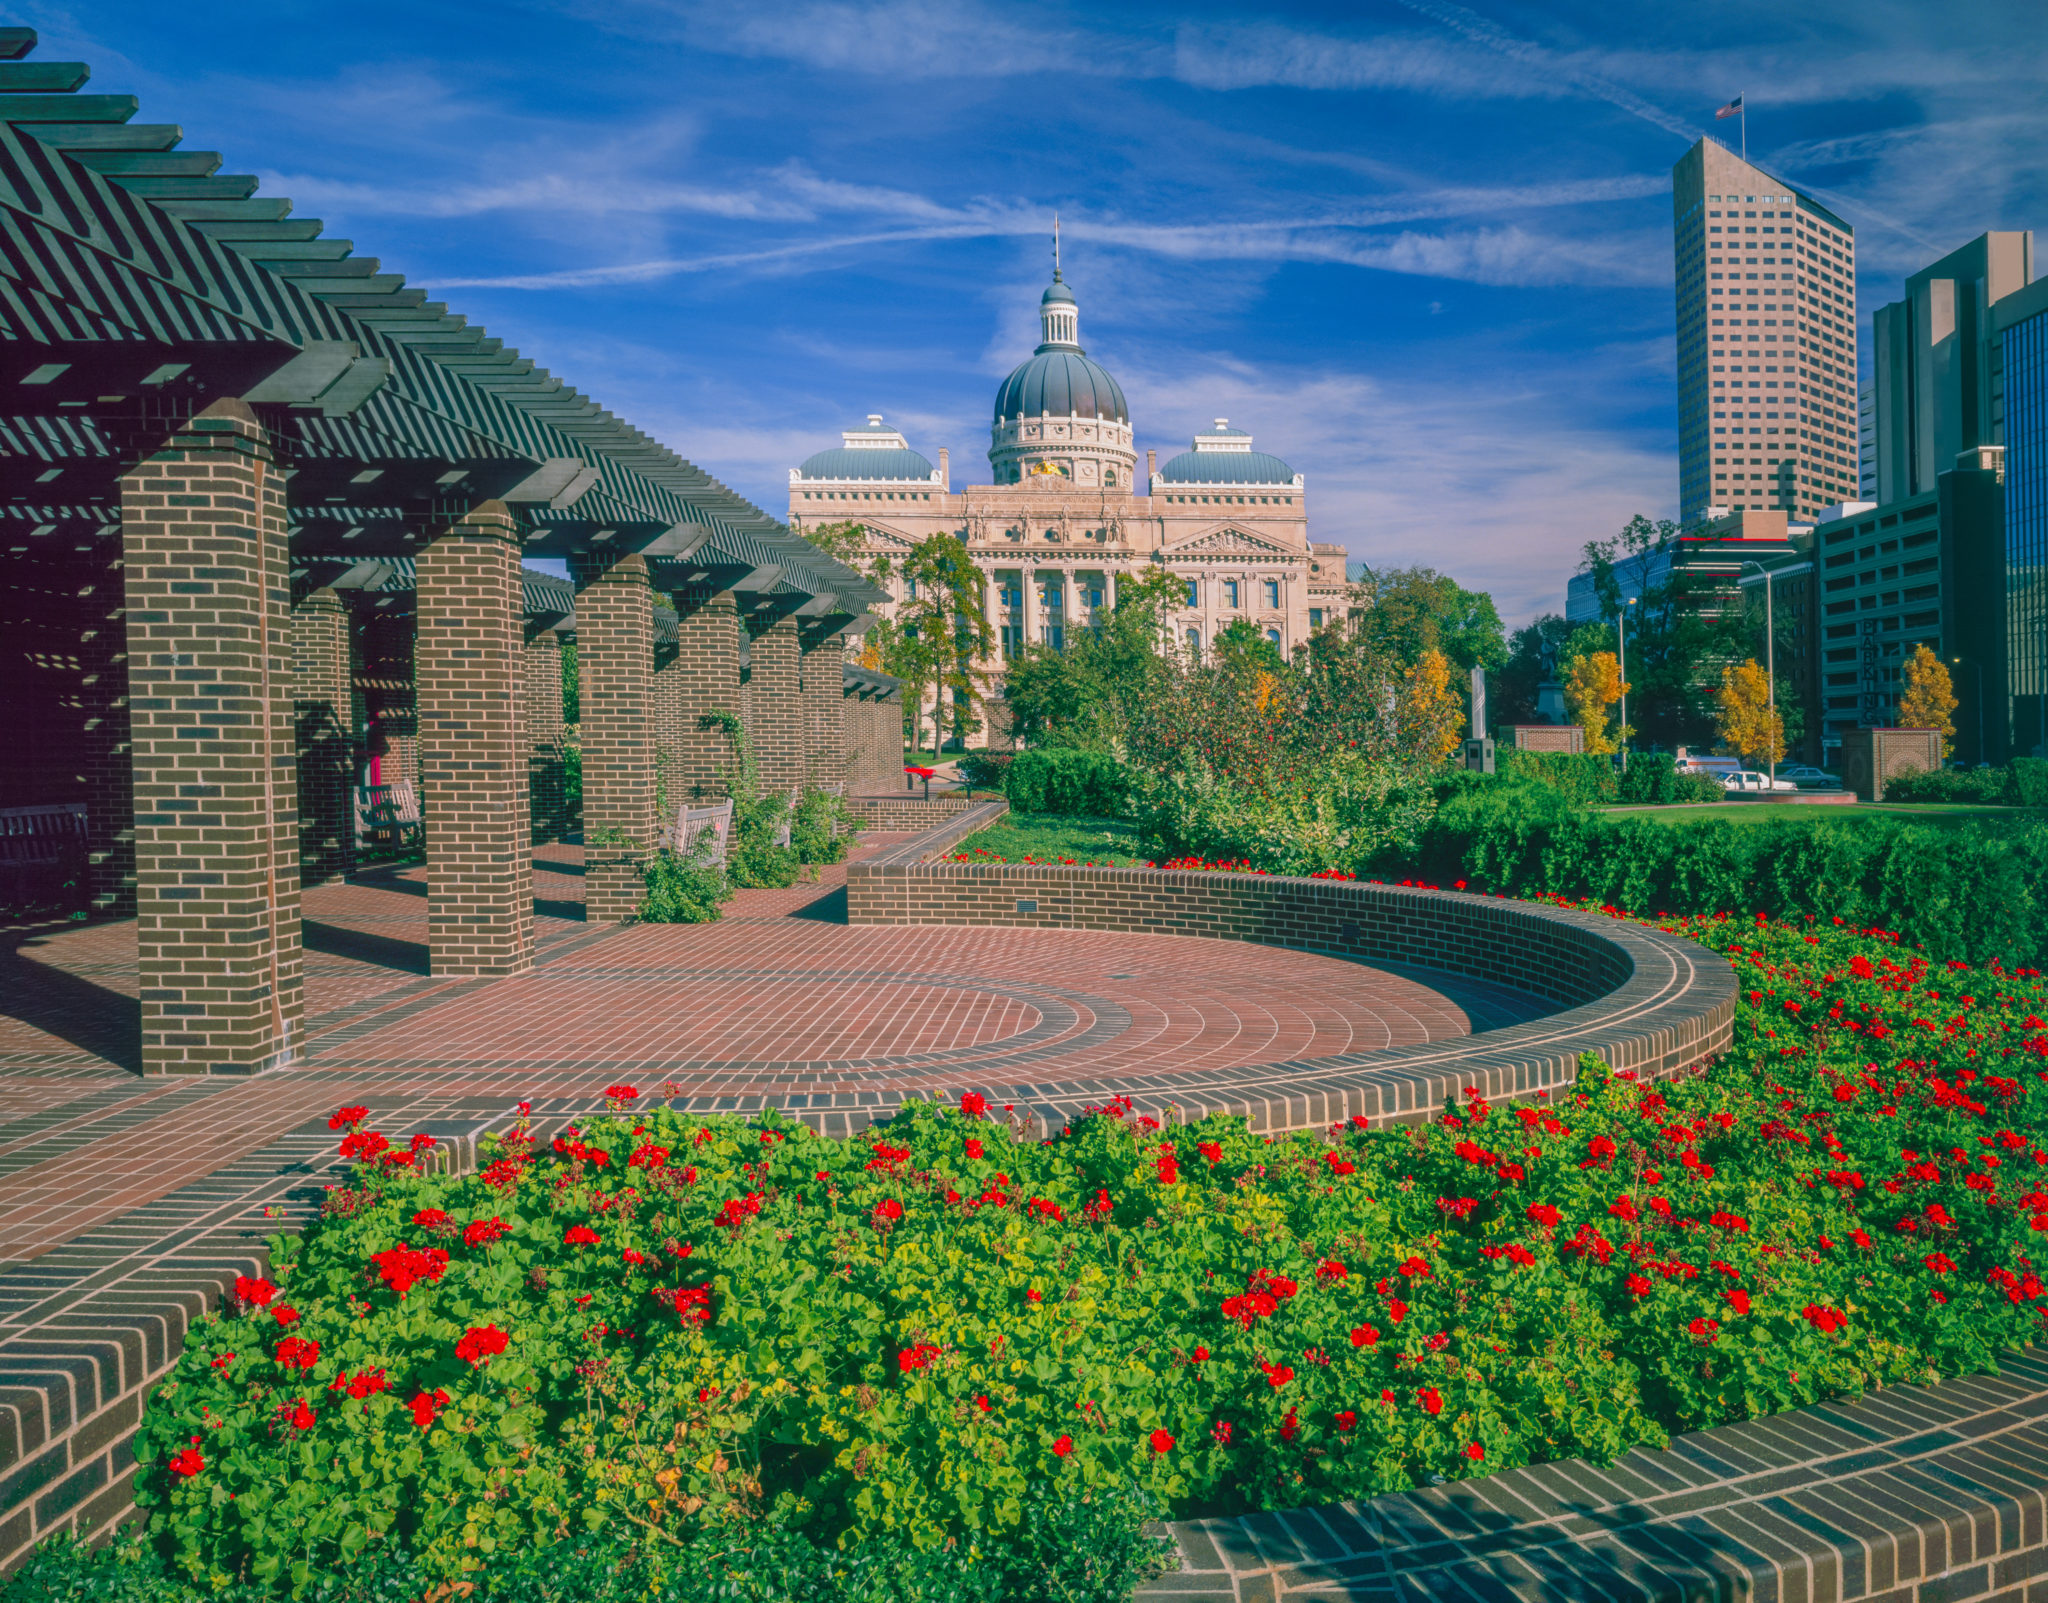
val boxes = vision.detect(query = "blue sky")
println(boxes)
[23,0,2047,623]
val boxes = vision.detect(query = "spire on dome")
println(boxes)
[1038,229,1080,351]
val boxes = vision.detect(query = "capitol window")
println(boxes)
[1263,579,1280,609]
[1224,579,1241,608]
[1184,578,1198,606]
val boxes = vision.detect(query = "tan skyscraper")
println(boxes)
[1673,138,1861,522]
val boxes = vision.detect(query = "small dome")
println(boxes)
[1157,449,1296,485]
[796,446,935,481]
[1041,274,1076,306]
[993,350,1128,425]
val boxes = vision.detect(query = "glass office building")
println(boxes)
[2004,286,2048,757]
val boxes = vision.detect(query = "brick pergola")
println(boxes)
[0,26,899,1073]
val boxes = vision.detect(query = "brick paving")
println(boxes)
[0,836,1547,1265]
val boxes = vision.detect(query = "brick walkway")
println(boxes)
[0,838,1547,1263]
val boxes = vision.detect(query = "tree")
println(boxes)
[1712,659,1785,767]
[1897,644,1958,755]
[1563,650,1628,755]
[1212,617,1285,676]
[1001,568,1182,750]
[1399,647,1464,763]
[1575,513,1755,749]
[892,535,993,751]
[1354,567,1508,676]
[796,518,873,569]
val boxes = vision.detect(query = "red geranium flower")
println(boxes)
[1052,1434,1074,1457]
[464,1217,509,1248]
[606,1084,641,1101]
[234,1275,276,1307]
[409,1388,450,1429]
[456,1324,510,1366]
[169,1447,205,1478]
[565,1225,601,1247]
[327,1105,369,1131]
[274,1336,320,1371]
[1148,1428,1175,1454]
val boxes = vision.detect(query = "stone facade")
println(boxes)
[790,274,1352,745]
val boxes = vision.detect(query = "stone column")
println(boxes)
[803,633,846,787]
[524,626,567,844]
[121,399,302,1075]
[672,590,742,801]
[571,551,654,924]
[417,501,532,977]
[750,614,805,795]
[1023,563,1042,647]
[292,587,354,886]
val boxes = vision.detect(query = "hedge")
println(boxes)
[1884,758,2048,807]
[1003,749,1131,816]
[1418,786,2048,969]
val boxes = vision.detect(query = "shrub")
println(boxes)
[130,921,2048,1592]
[639,847,730,924]
[1130,751,1436,877]
[1884,760,2048,808]
[955,751,1015,793]
[1498,749,1617,805]
[1884,766,2009,805]
[1005,749,1131,816]
[2013,756,2048,808]
[1614,752,1724,805]
[792,787,853,865]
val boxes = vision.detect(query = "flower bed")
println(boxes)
[119,914,2048,1594]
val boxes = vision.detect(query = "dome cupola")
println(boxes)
[988,238,1137,492]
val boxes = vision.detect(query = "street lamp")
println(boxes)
[1952,656,1984,766]
[1617,596,1637,773]
[1739,560,1777,787]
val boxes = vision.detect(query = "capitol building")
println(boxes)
[788,265,1348,720]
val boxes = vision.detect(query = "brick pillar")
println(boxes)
[571,552,654,923]
[672,590,742,801]
[292,587,354,886]
[650,601,686,822]
[122,399,302,1075]
[79,531,133,914]
[417,502,532,977]
[525,627,567,844]
[803,634,847,787]
[750,614,805,797]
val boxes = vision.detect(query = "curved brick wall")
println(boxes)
[844,802,1736,1134]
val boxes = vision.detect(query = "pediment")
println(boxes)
[1161,524,1296,559]
[854,522,922,551]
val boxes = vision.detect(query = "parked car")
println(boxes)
[1721,769,1800,793]
[1775,764,1841,788]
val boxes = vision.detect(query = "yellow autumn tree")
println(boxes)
[1399,647,1464,764]
[1563,651,1628,755]
[1896,644,1958,756]
[1713,659,1786,766]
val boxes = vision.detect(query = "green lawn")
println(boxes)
[1605,801,2027,832]
[948,812,1149,865]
